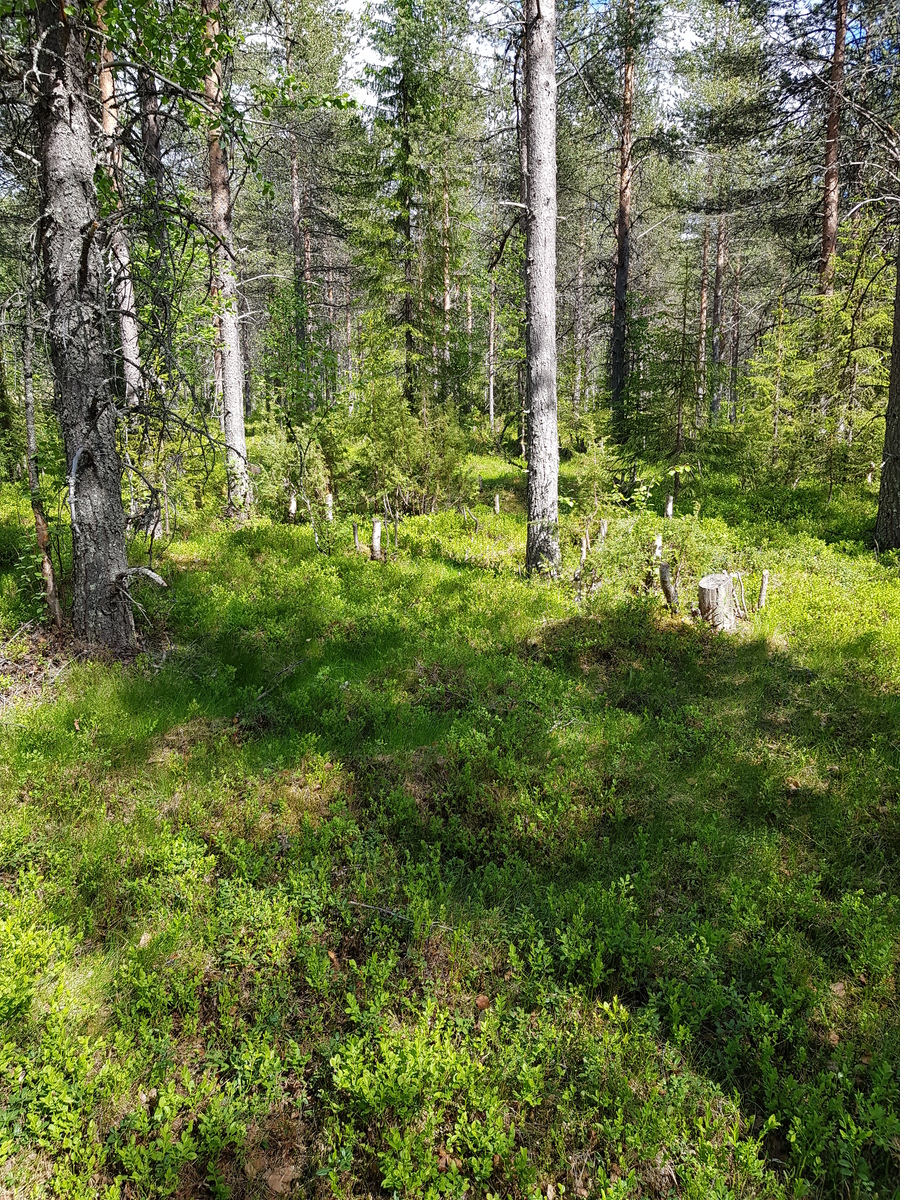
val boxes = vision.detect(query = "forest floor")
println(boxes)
[1,461,899,1199]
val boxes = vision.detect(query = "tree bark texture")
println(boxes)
[729,254,741,423]
[695,219,709,434]
[660,561,678,612]
[98,3,142,411]
[23,300,63,628]
[698,572,735,632]
[710,215,727,417]
[137,65,172,349]
[875,234,900,549]
[487,274,496,431]
[203,0,250,510]
[572,213,586,416]
[284,13,308,351]
[515,38,530,460]
[610,0,635,443]
[820,0,848,295]
[524,0,560,573]
[35,0,135,648]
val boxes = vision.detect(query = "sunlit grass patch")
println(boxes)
[1,467,900,1196]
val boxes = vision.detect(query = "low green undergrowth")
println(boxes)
[1,470,899,1198]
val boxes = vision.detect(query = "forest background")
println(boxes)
[1,0,900,1196]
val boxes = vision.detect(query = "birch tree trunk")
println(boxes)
[34,0,135,647]
[610,0,635,443]
[23,298,63,628]
[874,233,900,550]
[203,0,250,511]
[524,0,559,573]
[820,0,848,296]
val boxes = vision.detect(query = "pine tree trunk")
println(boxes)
[325,243,335,405]
[524,0,560,573]
[710,215,727,418]
[695,219,709,436]
[442,179,452,387]
[820,0,848,296]
[138,67,164,190]
[674,262,689,495]
[729,254,741,423]
[289,138,307,345]
[23,298,63,628]
[487,274,496,432]
[137,66,172,346]
[572,213,586,418]
[346,281,353,409]
[203,0,250,511]
[35,0,134,648]
[610,0,635,443]
[284,7,307,351]
[98,16,143,412]
[466,283,473,391]
[874,235,900,549]
[515,41,530,461]
[772,296,784,467]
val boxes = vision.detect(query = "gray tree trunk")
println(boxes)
[487,275,496,432]
[660,561,678,612]
[710,215,727,418]
[610,0,635,442]
[875,234,900,549]
[137,65,172,363]
[695,219,709,435]
[820,0,848,295]
[203,0,250,510]
[729,255,741,423]
[35,0,135,648]
[524,0,560,574]
[98,10,142,411]
[23,298,63,628]
[572,213,586,417]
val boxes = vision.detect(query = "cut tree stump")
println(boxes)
[698,572,735,631]
[494,493,500,514]
[371,518,382,561]
[352,522,360,553]
[664,494,674,518]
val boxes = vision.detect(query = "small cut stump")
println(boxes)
[698,572,735,632]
